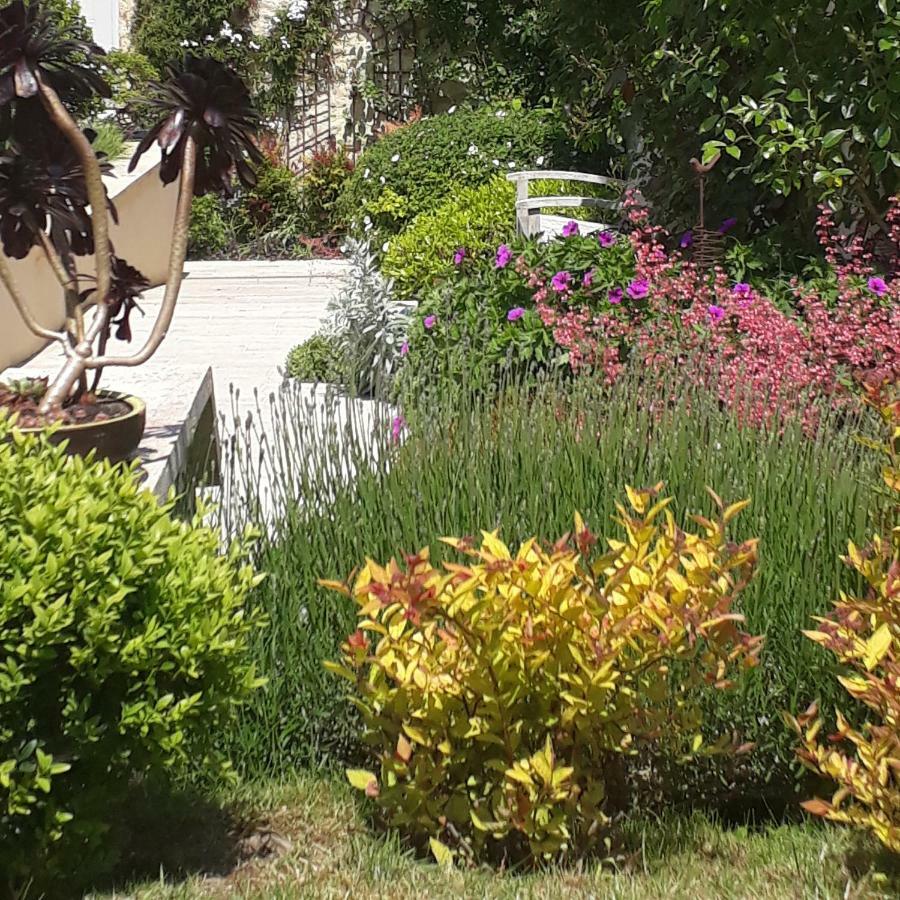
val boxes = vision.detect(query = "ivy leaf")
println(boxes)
[821,129,845,149]
[875,124,892,149]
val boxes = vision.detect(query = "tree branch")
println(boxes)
[0,251,70,346]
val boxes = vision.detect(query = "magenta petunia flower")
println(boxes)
[562,220,580,238]
[598,230,617,248]
[551,271,572,293]
[582,269,595,288]
[868,276,888,297]
[400,341,409,356]
[391,415,406,443]
[719,217,738,234]
[708,304,725,322]
[507,307,525,322]
[495,244,512,268]
[424,315,436,329]
[680,230,694,249]
[732,282,752,297]
[453,247,466,266]
[627,279,649,300]
[608,287,624,305]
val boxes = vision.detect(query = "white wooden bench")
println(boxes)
[506,170,626,240]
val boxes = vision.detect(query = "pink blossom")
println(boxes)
[708,304,726,322]
[507,307,525,322]
[562,220,580,237]
[424,315,436,329]
[732,283,752,298]
[391,415,405,443]
[582,269,595,288]
[453,247,466,266]
[400,341,409,356]
[608,287,624,305]
[495,244,512,268]
[680,231,693,249]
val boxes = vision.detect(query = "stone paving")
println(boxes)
[6,258,351,496]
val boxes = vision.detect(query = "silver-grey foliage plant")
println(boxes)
[324,239,411,396]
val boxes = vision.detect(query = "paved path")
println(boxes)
[6,259,351,494]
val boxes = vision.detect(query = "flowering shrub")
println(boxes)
[787,383,900,853]
[326,486,762,864]
[407,192,899,423]
[298,140,355,237]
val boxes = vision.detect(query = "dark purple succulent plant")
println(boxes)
[130,54,262,195]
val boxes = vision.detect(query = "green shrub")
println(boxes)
[332,492,761,863]
[188,193,230,258]
[298,142,355,237]
[218,369,882,808]
[285,334,344,383]
[88,121,126,161]
[381,176,516,297]
[0,421,264,891]
[336,105,581,242]
[239,156,302,240]
[104,48,160,131]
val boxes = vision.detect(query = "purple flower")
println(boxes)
[626,279,649,300]
[391,415,406,443]
[608,287,624,305]
[551,271,572,293]
[453,247,466,266]
[495,244,512,268]
[562,220,580,238]
[400,341,410,356]
[598,230,617,248]
[507,307,525,322]
[680,230,694,249]
[719,217,738,234]
[708,304,725,322]
[582,269,595,288]
[732,282,752,297]
[424,315,436,330]
[868,276,888,297]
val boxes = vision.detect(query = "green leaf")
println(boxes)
[821,129,845,149]
[875,124,892,149]
[726,145,741,159]
[786,88,805,102]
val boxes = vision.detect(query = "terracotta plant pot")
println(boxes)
[15,391,146,464]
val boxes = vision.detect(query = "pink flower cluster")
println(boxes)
[530,193,900,426]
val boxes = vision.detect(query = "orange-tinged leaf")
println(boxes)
[801,798,833,818]
[396,734,413,763]
[346,768,378,794]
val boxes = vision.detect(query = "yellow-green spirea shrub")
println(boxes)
[326,485,763,865]
[788,384,900,853]
[0,418,266,890]
[382,176,516,298]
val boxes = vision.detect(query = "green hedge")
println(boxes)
[0,420,264,892]
[336,105,581,241]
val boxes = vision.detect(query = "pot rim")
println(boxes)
[9,390,146,434]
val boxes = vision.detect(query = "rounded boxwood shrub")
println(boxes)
[0,419,265,891]
[285,333,344,383]
[336,104,580,241]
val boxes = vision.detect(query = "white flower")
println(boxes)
[363,215,372,225]
[180,39,190,47]
[382,242,390,252]
[287,0,309,20]
[391,153,400,162]
[495,109,507,118]
[280,35,290,49]
[380,175,386,184]
[508,162,516,169]
[447,105,457,114]
[232,33,242,42]
[467,144,478,156]
[506,141,512,148]
[535,155,545,166]
[363,168,370,179]
[249,40,259,50]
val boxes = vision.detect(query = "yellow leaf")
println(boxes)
[723,499,751,523]
[429,837,454,867]
[665,570,689,593]
[346,768,378,793]
[864,623,892,671]
[403,723,429,745]
[625,485,647,514]
[691,734,703,753]
[396,734,413,763]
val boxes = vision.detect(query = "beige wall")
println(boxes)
[0,159,179,372]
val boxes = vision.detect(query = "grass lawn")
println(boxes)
[97,775,898,899]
